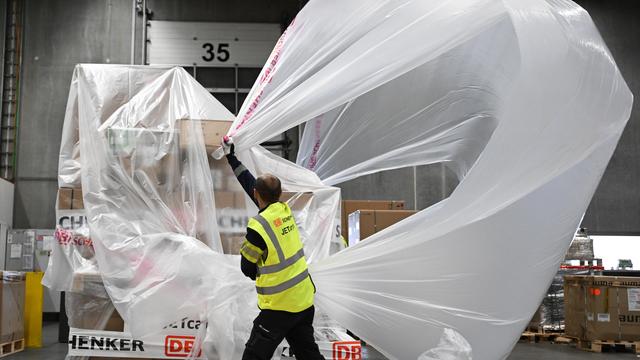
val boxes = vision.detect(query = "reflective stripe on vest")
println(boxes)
[252,214,286,262]
[256,269,310,295]
[252,213,309,294]
[240,243,262,262]
[247,202,314,312]
[257,248,305,276]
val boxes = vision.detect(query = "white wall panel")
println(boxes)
[148,21,280,66]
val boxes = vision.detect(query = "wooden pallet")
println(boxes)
[575,339,640,354]
[0,338,24,358]
[519,331,563,343]
[551,335,575,344]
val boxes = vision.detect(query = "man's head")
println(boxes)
[253,173,282,208]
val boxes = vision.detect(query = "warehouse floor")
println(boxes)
[8,321,637,359]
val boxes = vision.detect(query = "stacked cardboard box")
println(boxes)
[565,275,640,341]
[348,209,416,246]
[57,187,84,210]
[67,272,124,332]
[341,200,405,244]
[178,119,231,153]
[0,271,25,343]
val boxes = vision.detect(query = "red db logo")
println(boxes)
[332,341,362,360]
[165,335,202,357]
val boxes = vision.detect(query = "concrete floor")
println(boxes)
[7,322,638,359]
[508,342,636,359]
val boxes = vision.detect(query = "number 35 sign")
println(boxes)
[148,21,281,67]
[202,43,230,62]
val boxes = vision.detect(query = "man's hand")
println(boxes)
[222,136,235,156]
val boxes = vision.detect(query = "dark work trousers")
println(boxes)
[242,305,325,360]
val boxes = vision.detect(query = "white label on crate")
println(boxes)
[628,288,640,311]
[68,328,206,359]
[597,313,610,322]
[9,244,22,258]
[42,236,54,251]
[586,313,594,321]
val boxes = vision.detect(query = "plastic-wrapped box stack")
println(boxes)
[43,65,349,359]
[565,228,595,260]
[528,229,595,332]
[534,268,585,332]
[0,271,25,356]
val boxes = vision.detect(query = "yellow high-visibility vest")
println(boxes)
[240,202,315,312]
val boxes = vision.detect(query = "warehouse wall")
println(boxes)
[578,0,640,234]
[147,0,301,23]
[0,177,13,225]
[10,0,640,233]
[13,0,132,228]
[13,0,302,229]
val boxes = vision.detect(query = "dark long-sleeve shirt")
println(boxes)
[226,153,266,280]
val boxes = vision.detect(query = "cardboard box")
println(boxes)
[210,156,244,192]
[66,295,129,357]
[564,275,640,341]
[58,187,84,210]
[281,191,314,212]
[58,188,73,210]
[348,209,416,246]
[341,200,405,243]
[179,119,232,153]
[0,271,25,343]
[215,191,238,209]
[68,272,124,332]
[221,235,245,255]
[72,188,84,209]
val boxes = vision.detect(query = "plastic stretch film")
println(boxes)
[44,0,632,359]
[228,0,632,359]
[48,64,343,359]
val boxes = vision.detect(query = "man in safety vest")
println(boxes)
[223,139,325,360]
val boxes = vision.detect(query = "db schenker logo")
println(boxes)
[165,335,202,357]
[332,341,362,360]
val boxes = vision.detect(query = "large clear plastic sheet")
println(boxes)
[48,0,633,358]
[225,0,633,359]
[41,226,99,294]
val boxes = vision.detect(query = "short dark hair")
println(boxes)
[255,174,282,204]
